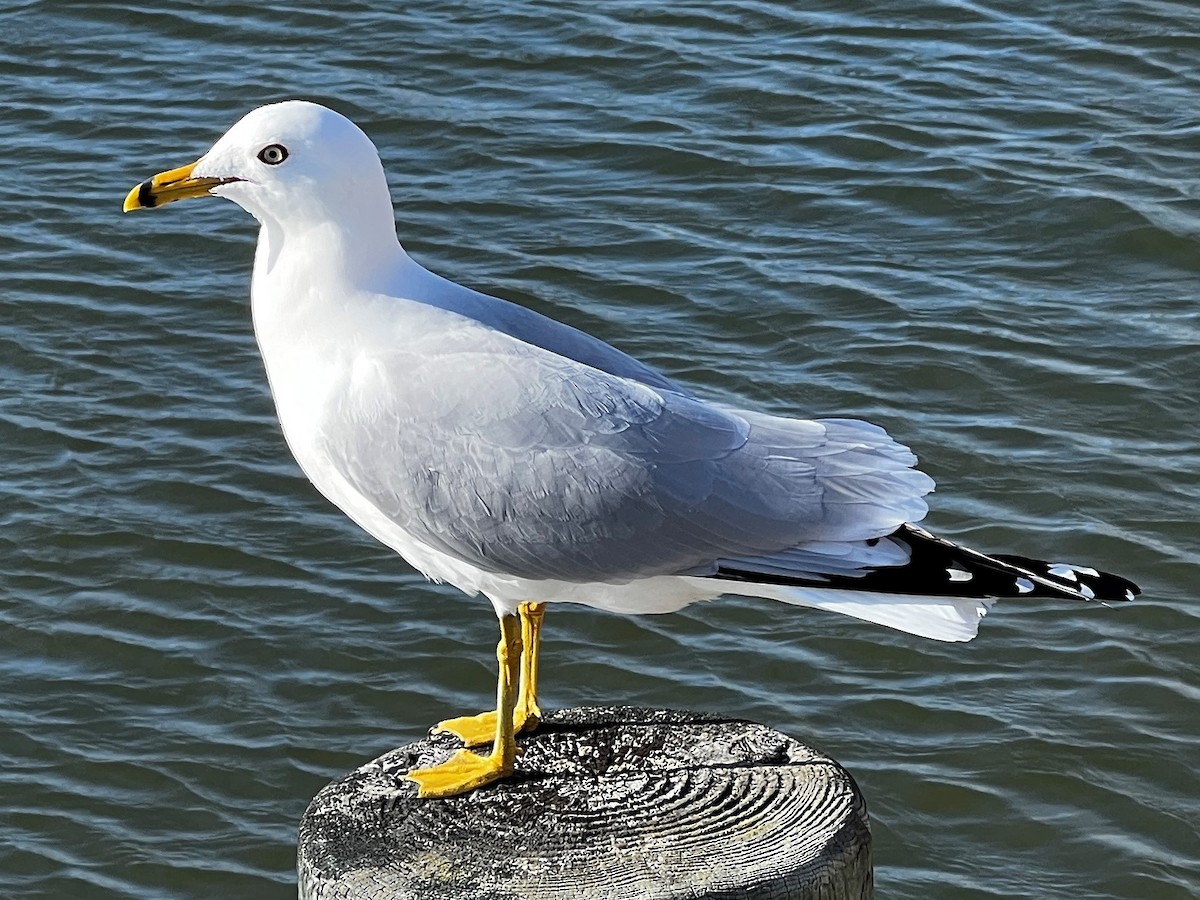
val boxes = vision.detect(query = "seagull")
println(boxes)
[124,100,1139,798]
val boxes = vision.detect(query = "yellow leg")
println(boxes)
[405,614,522,798]
[519,601,545,727]
[435,602,546,746]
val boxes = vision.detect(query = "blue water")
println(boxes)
[1,2,1197,897]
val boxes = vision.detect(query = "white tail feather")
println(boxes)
[737,582,994,642]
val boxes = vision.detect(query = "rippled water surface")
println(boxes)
[2,2,1198,897]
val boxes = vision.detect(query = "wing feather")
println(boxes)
[318,316,932,583]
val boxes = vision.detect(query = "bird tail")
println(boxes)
[737,582,996,642]
[703,524,1139,643]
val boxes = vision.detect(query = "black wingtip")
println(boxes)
[708,525,1140,605]
[992,554,1140,603]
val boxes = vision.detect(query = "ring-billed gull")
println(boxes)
[124,101,1138,797]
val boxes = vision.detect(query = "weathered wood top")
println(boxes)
[298,706,872,899]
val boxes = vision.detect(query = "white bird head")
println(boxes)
[124,100,395,237]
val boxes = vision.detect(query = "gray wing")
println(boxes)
[400,261,688,393]
[319,318,932,583]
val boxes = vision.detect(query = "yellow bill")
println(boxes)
[123,161,236,212]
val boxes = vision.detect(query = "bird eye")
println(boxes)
[257,144,289,165]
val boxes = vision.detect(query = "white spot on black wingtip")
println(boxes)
[1080,584,1096,600]
[1125,589,1135,602]
[1056,561,1099,580]
[946,568,973,582]
[1048,564,1078,581]
[1016,577,1035,594]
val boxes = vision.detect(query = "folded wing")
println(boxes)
[319,315,934,584]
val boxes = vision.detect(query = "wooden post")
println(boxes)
[298,706,872,899]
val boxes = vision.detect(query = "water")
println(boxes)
[2,2,1197,897]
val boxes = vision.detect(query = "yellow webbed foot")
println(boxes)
[434,710,502,746]
[405,747,514,798]
[434,702,541,747]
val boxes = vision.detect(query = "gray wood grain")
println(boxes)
[298,707,872,899]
